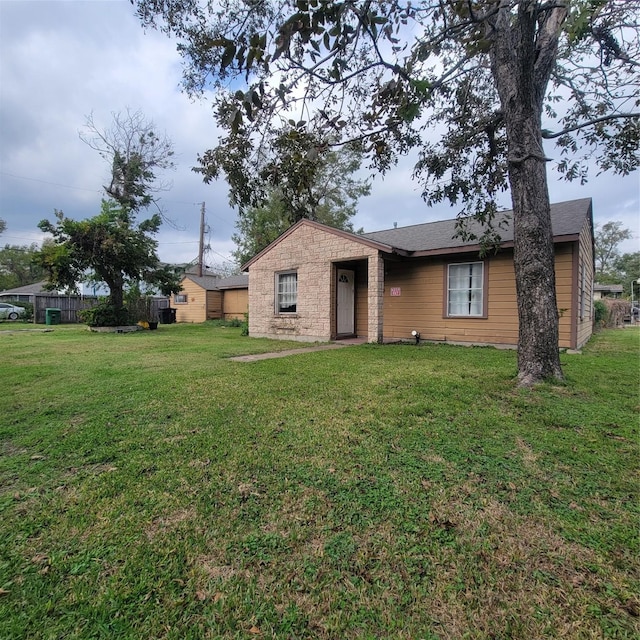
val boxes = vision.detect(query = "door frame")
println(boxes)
[336,268,356,337]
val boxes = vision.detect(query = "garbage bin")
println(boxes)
[45,308,62,325]
[159,307,174,324]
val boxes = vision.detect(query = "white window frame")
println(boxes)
[275,271,297,314]
[174,293,188,304]
[447,261,485,317]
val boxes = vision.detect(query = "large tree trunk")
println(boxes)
[105,274,125,312]
[508,146,564,385]
[490,2,567,385]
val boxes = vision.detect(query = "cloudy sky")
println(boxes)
[1,0,638,269]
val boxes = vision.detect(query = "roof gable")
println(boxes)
[241,219,398,270]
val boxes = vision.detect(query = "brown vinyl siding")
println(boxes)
[174,278,208,323]
[575,217,595,349]
[174,279,222,323]
[382,253,518,345]
[206,291,223,320]
[174,275,248,323]
[554,243,574,348]
[222,288,248,320]
[382,245,582,348]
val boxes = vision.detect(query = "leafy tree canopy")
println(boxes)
[230,139,369,264]
[597,250,640,290]
[38,111,181,323]
[594,220,633,280]
[135,0,638,214]
[133,0,639,384]
[0,243,46,291]
[38,201,181,310]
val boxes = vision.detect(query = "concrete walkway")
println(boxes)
[228,340,363,362]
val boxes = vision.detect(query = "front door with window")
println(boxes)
[337,269,355,335]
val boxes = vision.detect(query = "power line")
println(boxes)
[1,170,237,230]
[157,240,200,245]
[0,171,102,193]
[208,248,236,263]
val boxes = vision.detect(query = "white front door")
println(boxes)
[337,269,355,335]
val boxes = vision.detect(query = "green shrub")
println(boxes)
[78,301,133,327]
[593,299,608,328]
[241,312,249,336]
[206,317,247,331]
[20,301,34,322]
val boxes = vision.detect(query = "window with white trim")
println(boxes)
[276,271,297,313]
[174,293,188,304]
[447,262,484,317]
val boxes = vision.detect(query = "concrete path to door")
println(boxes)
[228,339,365,362]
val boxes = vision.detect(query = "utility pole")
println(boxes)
[198,202,205,277]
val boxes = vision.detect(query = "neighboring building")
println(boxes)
[593,283,624,300]
[242,198,595,350]
[173,273,248,323]
[0,281,51,302]
[0,280,109,302]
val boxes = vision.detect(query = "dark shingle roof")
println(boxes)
[182,274,248,290]
[594,283,623,292]
[0,281,50,295]
[362,198,592,253]
[217,274,249,289]
[183,275,222,290]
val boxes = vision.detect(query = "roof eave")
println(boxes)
[404,233,580,258]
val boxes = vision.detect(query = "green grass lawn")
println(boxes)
[1,323,638,639]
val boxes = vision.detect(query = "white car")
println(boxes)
[0,302,26,320]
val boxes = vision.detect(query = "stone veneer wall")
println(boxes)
[248,224,383,342]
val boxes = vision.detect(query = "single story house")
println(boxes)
[242,198,595,350]
[593,283,624,299]
[0,281,51,303]
[173,273,248,323]
[0,279,110,302]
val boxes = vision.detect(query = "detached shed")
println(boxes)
[173,273,248,323]
[593,283,623,299]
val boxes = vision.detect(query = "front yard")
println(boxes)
[1,323,638,638]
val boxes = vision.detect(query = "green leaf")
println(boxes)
[221,43,236,69]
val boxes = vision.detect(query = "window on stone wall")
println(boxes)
[276,271,297,313]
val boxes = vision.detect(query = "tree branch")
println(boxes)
[542,112,639,138]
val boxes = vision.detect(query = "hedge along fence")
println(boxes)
[28,295,170,324]
[601,299,632,328]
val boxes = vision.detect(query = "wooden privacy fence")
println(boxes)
[32,295,170,324]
